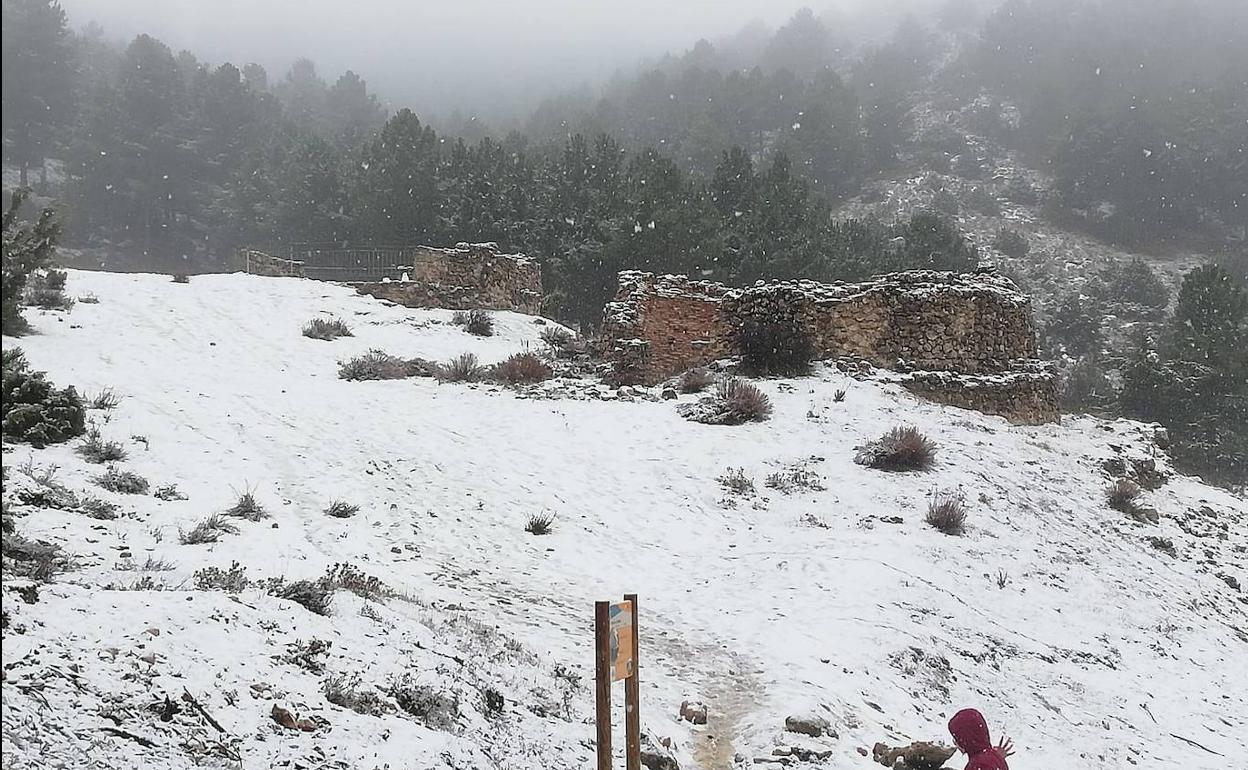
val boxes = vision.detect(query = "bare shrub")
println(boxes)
[833,388,847,402]
[94,466,150,494]
[525,512,555,535]
[1106,479,1141,513]
[388,674,459,730]
[15,462,77,508]
[282,639,332,673]
[495,350,551,385]
[854,427,937,472]
[225,490,266,520]
[76,428,128,464]
[324,673,392,716]
[2,530,68,582]
[719,378,771,423]
[539,326,573,347]
[268,577,335,616]
[677,367,714,394]
[717,468,755,496]
[481,686,505,718]
[78,496,120,520]
[172,273,190,283]
[324,500,360,518]
[925,491,967,535]
[339,350,432,381]
[153,484,187,501]
[799,513,830,529]
[325,562,392,602]
[765,463,825,494]
[452,309,494,337]
[103,575,169,591]
[178,514,239,545]
[137,556,176,572]
[193,561,250,592]
[302,317,354,340]
[552,664,582,719]
[678,377,772,425]
[24,287,74,310]
[88,389,121,409]
[113,555,175,572]
[437,352,486,383]
[539,326,574,349]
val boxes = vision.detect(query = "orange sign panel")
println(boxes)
[608,600,635,681]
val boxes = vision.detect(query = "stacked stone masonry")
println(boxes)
[240,249,305,278]
[354,243,542,314]
[602,269,1058,424]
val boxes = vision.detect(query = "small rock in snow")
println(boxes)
[679,700,708,725]
[784,712,832,737]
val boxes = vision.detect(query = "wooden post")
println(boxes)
[595,600,612,770]
[624,594,641,770]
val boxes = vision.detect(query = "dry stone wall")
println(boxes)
[240,249,305,278]
[354,243,542,314]
[602,269,1058,423]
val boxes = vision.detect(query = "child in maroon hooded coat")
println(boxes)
[948,708,1014,770]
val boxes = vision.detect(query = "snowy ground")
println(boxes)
[3,270,1246,769]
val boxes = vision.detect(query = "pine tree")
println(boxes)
[1,0,75,188]
[1170,264,1248,372]
[353,109,440,243]
[2,189,61,335]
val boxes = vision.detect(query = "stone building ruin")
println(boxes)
[601,269,1059,424]
[242,242,542,314]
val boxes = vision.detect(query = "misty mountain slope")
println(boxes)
[3,271,1246,770]
[836,91,1223,325]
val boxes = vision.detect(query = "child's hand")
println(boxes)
[994,736,1015,758]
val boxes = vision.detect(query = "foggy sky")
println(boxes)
[59,0,841,121]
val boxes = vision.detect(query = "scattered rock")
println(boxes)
[1101,457,1127,476]
[679,700,708,725]
[271,704,319,732]
[271,704,298,730]
[1130,506,1160,525]
[784,712,832,737]
[661,387,678,400]
[1153,426,1170,449]
[772,745,835,762]
[872,740,956,769]
[640,732,680,770]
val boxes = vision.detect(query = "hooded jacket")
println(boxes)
[948,709,1008,770]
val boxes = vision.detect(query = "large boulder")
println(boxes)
[784,711,833,738]
[872,740,956,769]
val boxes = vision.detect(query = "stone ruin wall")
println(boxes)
[602,270,1058,424]
[355,243,542,314]
[240,249,305,278]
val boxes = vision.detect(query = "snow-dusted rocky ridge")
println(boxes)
[3,270,1245,769]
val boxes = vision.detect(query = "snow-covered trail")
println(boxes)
[7,270,1247,769]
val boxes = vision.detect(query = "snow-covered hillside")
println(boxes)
[3,271,1245,769]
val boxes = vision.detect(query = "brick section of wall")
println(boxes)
[602,269,1058,423]
[601,272,734,384]
[240,249,305,278]
[354,243,542,314]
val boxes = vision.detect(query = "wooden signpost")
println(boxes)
[595,594,640,770]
